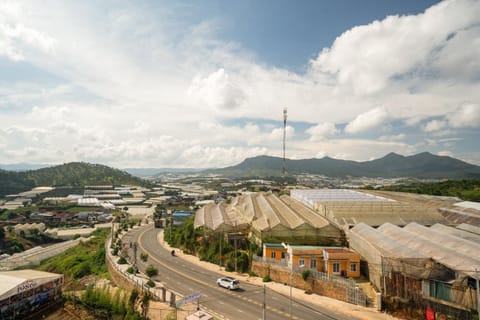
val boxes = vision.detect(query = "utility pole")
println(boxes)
[133,242,137,272]
[219,232,222,269]
[283,108,287,177]
[476,269,479,320]
[263,284,266,320]
[234,221,238,273]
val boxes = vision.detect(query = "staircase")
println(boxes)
[356,278,379,308]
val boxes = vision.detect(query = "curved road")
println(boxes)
[124,225,360,320]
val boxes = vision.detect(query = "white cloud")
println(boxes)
[424,119,448,132]
[0,0,479,167]
[447,103,480,128]
[188,68,245,110]
[306,122,338,141]
[0,2,56,61]
[309,0,480,95]
[345,107,388,134]
[421,103,480,133]
[379,134,406,142]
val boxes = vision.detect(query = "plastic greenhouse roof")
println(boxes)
[378,223,480,277]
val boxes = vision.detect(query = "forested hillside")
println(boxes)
[373,179,480,201]
[0,162,148,197]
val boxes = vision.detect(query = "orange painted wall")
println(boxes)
[292,255,324,272]
[265,247,286,261]
[325,260,360,278]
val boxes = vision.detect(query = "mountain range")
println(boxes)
[1,152,479,197]
[210,152,480,179]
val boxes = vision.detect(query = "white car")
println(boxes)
[216,276,240,290]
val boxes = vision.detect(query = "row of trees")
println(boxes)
[164,215,258,273]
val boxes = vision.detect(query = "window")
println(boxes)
[333,262,340,274]
[281,252,286,259]
[350,263,357,272]
[298,258,305,267]
[310,258,317,269]
[271,251,276,259]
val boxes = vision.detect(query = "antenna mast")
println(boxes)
[283,108,287,176]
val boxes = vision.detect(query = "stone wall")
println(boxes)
[106,256,136,292]
[252,261,348,302]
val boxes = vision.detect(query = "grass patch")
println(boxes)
[37,229,109,282]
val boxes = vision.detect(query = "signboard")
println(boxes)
[17,280,37,293]
[176,292,202,307]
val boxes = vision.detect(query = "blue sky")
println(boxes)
[0,0,479,168]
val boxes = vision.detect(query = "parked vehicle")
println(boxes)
[216,277,240,290]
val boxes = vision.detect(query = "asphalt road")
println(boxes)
[123,225,359,320]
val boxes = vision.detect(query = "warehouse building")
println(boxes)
[0,270,63,319]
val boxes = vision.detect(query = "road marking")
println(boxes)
[138,226,290,319]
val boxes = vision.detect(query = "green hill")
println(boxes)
[211,152,480,179]
[0,162,148,197]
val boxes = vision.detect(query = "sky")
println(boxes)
[0,0,479,169]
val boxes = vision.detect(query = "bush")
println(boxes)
[117,257,127,264]
[262,275,272,282]
[301,269,311,281]
[146,279,155,287]
[249,271,258,277]
[145,265,158,277]
[126,266,135,274]
[140,253,148,262]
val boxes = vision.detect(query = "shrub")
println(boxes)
[301,269,311,281]
[140,253,148,262]
[262,275,272,282]
[146,279,155,287]
[126,266,135,274]
[117,257,127,264]
[145,265,158,278]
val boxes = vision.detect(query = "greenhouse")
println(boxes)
[349,222,480,313]
[291,189,447,228]
[194,192,343,245]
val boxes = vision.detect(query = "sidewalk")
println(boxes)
[156,228,401,320]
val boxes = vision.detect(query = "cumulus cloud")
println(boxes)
[424,119,448,132]
[447,103,480,128]
[0,2,56,61]
[188,68,245,110]
[422,103,480,133]
[306,122,338,141]
[345,107,389,134]
[309,0,480,95]
[0,0,479,166]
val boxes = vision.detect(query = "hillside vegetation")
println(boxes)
[38,229,109,281]
[0,162,148,197]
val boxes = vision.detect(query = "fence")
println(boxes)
[253,255,367,306]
